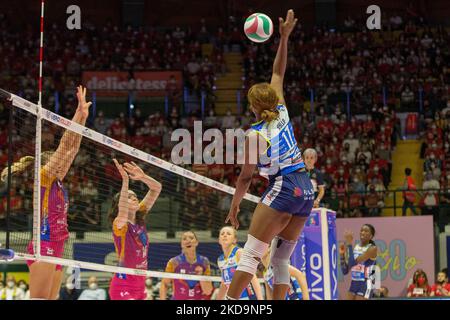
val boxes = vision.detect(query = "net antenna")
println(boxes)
[33,0,46,261]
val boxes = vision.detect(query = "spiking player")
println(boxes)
[225,9,315,300]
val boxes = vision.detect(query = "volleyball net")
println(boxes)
[0,89,261,284]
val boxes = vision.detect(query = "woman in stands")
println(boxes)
[340,224,378,300]
[225,9,315,300]
[216,226,263,300]
[261,247,309,300]
[0,86,91,300]
[108,159,162,300]
[406,269,432,298]
[159,231,213,300]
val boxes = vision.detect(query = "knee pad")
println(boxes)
[270,236,297,285]
[236,234,269,275]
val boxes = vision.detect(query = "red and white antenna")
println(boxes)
[38,0,45,106]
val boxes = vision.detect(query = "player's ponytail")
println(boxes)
[261,109,279,122]
[1,156,34,182]
[1,151,54,183]
[108,192,121,225]
[248,83,280,122]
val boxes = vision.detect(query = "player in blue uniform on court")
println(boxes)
[340,224,378,300]
[225,9,315,300]
[216,226,263,300]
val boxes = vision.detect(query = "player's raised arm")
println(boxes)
[270,9,297,107]
[113,159,130,230]
[123,161,162,214]
[44,85,92,181]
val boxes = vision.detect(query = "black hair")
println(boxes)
[363,224,376,246]
[405,168,412,176]
[108,191,145,226]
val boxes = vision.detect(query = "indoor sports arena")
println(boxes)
[0,0,449,304]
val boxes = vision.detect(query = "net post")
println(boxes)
[34,0,45,260]
[33,104,42,260]
[5,101,13,250]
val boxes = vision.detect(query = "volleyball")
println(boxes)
[244,13,273,43]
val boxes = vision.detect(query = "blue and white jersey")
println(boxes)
[218,245,256,300]
[250,104,305,179]
[263,265,303,300]
[350,243,377,282]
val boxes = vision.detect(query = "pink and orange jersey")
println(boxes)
[111,205,149,288]
[165,253,211,300]
[40,168,69,242]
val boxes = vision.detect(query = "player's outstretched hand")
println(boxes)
[76,85,92,118]
[279,9,298,39]
[225,203,240,229]
[123,161,146,181]
[113,159,129,182]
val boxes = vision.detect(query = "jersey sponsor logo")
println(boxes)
[293,187,303,197]
[120,291,130,297]
[47,247,54,256]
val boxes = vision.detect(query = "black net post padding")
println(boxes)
[5,96,13,249]
[0,88,11,100]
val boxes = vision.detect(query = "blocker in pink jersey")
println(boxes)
[0,85,94,300]
[108,159,162,300]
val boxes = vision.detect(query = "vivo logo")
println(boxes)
[310,253,324,300]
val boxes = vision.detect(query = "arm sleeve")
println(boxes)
[112,219,128,237]
[346,245,357,268]
[340,254,349,275]
[165,259,175,273]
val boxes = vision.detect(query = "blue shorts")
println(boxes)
[349,280,373,299]
[261,170,314,217]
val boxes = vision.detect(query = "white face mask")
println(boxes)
[7,281,15,288]
[89,283,98,290]
[145,279,152,286]
[19,284,27,290]
[66,283,75,290]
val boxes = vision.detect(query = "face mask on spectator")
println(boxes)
[66,282,75,290]
[417,277,426,286]
[430,163,436,169]
[431,143,437,149]
[7,281,15,288]
[145,279,152,287]
[19,284,27,290]
[89,283,98,290]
